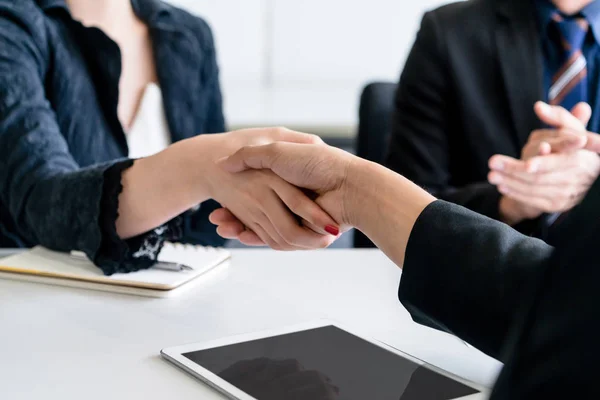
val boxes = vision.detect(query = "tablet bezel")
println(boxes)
[160,320,489,400]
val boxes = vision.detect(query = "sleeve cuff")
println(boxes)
[91,159,183,275]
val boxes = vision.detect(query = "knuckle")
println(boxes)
[272,126,288,137]
[307,134,323,144]
[286,195,304,212]
[268,141,284,154]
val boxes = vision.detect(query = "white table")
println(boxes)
[0,249,502,399]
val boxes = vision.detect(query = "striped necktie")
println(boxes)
[548,13,590,110]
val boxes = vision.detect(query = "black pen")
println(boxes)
[70,251,193,272]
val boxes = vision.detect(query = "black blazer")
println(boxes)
[385,0,600,236]
[400,175,600,398]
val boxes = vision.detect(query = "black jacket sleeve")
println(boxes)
[489,177,600,398]
[0,6,180,274]
[399,200,553,360]
[385,12,503,221]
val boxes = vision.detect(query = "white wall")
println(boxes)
[165,0,461,135]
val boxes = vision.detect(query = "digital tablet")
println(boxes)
[161,321,488,400]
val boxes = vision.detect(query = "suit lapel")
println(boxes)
[495,0,544,147]
[151,28,203,143]
[133,0,204,143]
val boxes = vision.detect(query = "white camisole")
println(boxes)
[126,82,171,158]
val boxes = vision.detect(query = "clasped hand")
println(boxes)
[192,127,341,250]
[209,142,356,247]
[488,102,600,224]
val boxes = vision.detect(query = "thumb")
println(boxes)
[534,101,586,131]
[584,132,600,153]
[570,102,592,127]
[218,143,281,173]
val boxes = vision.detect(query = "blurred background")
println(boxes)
[166,0,459,147]
[163,0,461,248]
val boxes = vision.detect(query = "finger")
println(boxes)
[489,155,539,173]
[545,134,588,153]
[571,102,593,126]
[215,221,246,239]
[246,189,306,250]
[219,143,281,173]
[490,153,578,174]
[269,127,325,145]
[262,189,334,249]
[489,167,577,186]
[271,179,339,237]
[492,174,561,200]
[211,208,269,246]
[238,229,266,246]
[302,219,329,236]
[584,132,600,153]
[499,190,553,212]
[534,101,587,130]
[246,219,283,250]
[522,135,583,160]
[209,208,239,225]
[538,141,552,156]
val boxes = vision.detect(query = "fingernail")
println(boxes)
[498,186,510,194]
[325,225,340,236]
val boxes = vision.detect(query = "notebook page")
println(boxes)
[0,244,230,290]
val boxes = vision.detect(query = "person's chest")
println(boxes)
[41,14,209,168]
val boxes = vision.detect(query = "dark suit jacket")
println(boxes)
[385,0,600,237]
[400,176,600,397]
[0,0,225,273]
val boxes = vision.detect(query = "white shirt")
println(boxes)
[126,83,171,158]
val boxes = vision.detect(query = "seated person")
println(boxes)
[0,0,338,274]
[211,104,600,397]
[385,0,600,239]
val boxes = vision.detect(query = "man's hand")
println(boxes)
[488,102,600,225]
[519,102,590,160]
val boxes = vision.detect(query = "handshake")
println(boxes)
[207,101,600,249]
[204,128,356,250]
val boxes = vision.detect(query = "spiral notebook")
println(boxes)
[0,244,230,298]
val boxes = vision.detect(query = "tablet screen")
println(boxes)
[183,325,479,400]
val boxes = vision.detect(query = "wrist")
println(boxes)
[343,158,435,231]
[499,196,532,226]
[341,158,373,228]
[163,135,223,204]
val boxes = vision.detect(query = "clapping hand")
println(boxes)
[488,102,600,224]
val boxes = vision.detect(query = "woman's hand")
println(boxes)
[208,143,356,246]
[210,142,435,266]
[117,127,339,249]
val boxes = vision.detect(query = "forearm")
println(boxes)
[116,138,213,239]
[345,161,553,358]
[346,159,436,267]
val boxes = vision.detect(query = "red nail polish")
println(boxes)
[325,225,339,236]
